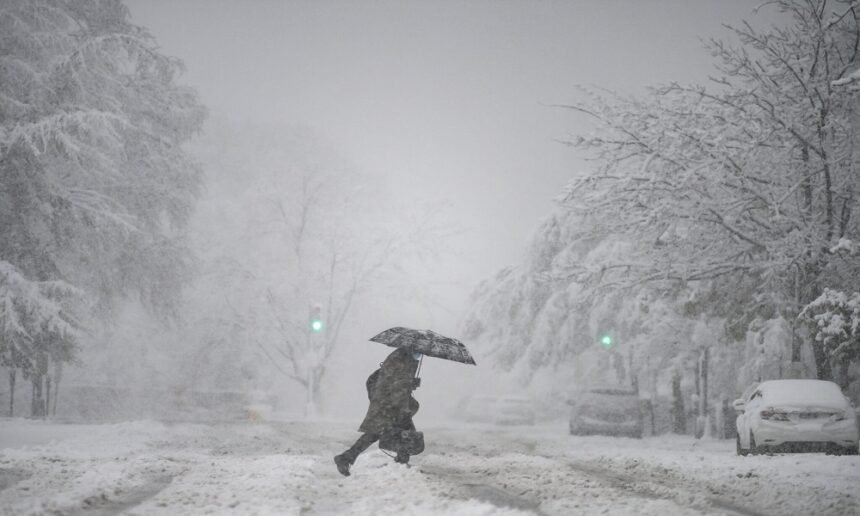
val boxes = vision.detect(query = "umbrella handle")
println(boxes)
[415,355,423,379]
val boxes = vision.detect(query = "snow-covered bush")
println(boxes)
[800,289,860,363]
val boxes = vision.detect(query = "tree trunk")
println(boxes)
[822,159,834,243]
[645,397,655,436]
[801,145,812,221]
[838,188,852,238]
[791,267,802,362]
[52,362,63,416]
[30,351,50,418]
[811,339,834,381]
[8,369,15,417]
[650,370,658,435]
[701,348,709,421]
[45,373,51,420]
[835,360,850,390]
[672,372,686,434]
[31,375,46,418]
[800,259,832,380]
[724,398,737,439]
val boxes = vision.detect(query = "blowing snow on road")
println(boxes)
[1,419,858,516]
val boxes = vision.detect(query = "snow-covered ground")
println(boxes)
[1,417,858,515]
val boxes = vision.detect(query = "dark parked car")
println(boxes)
[568,388,644,438]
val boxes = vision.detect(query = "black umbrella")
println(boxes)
[369,327,477,366]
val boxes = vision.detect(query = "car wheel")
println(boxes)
[736,434,748,456]
[749,431,760,455]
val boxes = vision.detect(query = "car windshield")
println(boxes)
[580,393,640,411]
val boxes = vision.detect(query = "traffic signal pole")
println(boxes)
[305,303,324,418]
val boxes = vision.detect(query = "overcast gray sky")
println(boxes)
[122,0,788,414]
[127,0,770,315]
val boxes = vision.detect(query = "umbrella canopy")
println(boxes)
[369,327,477,365]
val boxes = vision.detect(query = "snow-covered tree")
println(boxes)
[462,210,589,376]
[0,260,81,416]
[462,2,860,432]
[800,288,860,385]
[554,0,860,380]
[0,0,205,414]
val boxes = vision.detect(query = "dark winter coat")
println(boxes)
[358,347,419,434]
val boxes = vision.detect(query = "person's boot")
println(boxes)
[334,453,352,476]
[394,452,410,465]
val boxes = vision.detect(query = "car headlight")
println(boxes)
[760,408,790,421]
[830,411,847,422]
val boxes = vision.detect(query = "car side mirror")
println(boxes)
[732,399,745,412]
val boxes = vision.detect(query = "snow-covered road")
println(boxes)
[1,418,858,515]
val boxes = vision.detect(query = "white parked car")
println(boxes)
[734,379,859,456]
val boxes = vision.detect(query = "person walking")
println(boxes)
[334,347,422,476]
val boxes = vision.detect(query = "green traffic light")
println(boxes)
[600,335,612,348]
[311,319,323,332]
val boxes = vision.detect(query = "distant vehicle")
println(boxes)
[454,395,536,426]
[734,379,859,456]
[568,388,644,438]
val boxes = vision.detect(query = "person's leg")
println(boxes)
[334,432,379,476]
[344,432,379,461]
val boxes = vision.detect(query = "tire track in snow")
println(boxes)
[445,429,773,515]
[422,430,765,515]
[0,468,31,491]
[561,459,767,516]
[419,455,717,516]
[419,463,548,515]
[64,475,174,516]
